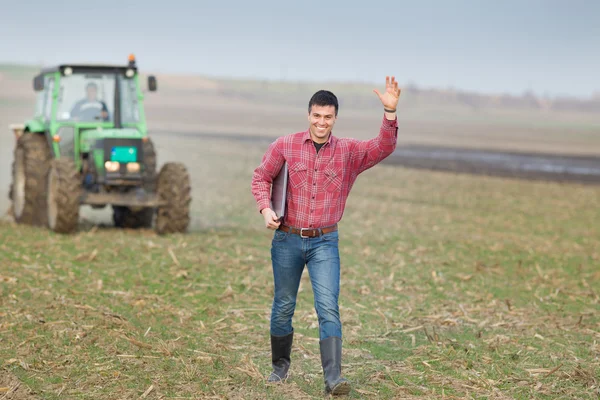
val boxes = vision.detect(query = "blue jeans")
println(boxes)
[270,228,342,341]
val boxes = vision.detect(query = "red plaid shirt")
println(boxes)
[252,115,398,229]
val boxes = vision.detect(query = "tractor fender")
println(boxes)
[9,122,46,150]
[24,119,46,133]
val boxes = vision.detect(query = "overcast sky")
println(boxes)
[1,0,598,98]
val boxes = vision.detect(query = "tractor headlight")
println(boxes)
[126,162,140,173]
[105,161,120,172]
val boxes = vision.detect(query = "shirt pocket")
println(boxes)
[288,162,308,190]
[324,165,343,193]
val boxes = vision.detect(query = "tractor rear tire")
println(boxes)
[11,133,52,225]
[47,159,81,234]
[155,162,191,235]
[112,138,157,229]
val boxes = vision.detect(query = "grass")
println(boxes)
[0,138,599,399]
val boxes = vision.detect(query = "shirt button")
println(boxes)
[312,196,315,199]
[313,183,316,186]
[314,169,317,172]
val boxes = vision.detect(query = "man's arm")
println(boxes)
[251,138,285,228]
[350,76,401,174]
[70,99,83,116]
[349,114,398,174]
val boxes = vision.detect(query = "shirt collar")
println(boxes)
[303,129,336,146]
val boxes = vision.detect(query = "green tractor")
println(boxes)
[8,55,191,234]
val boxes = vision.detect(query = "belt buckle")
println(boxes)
[300,228,310,238]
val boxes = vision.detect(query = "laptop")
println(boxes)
[270,161,288,220]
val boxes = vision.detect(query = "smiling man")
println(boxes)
[251,76,401,395]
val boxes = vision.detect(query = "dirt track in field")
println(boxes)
[383,145,600,184]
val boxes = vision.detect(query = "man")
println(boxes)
[251,76,401,395]
[70,82,109,121]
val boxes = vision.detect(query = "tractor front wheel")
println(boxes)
[155,163,191,235]
[47,159,81,234]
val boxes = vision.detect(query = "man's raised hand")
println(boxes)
[373,76,401,111]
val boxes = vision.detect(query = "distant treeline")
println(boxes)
[404,85,600,113]
[209,79,600,113]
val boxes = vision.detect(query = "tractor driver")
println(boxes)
[70,82,110,122]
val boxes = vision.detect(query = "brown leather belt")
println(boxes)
[279,224,338,238]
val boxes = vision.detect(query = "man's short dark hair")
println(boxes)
[308,90,338,116]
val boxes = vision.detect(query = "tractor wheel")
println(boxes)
[155,162,191,235]
[11,133,52,225]
[47,159,81,234]
[112,138,157,229]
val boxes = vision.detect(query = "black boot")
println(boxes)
[320,336,350,395]
[267,331,293,382]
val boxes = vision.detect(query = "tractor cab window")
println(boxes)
[57,73,115,123]
[120,78,140,124]
[43,77,54,121]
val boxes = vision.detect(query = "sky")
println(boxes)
[1,0,598,98]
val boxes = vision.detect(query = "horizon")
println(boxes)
[1,61,595,102]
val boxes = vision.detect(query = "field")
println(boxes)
[1,64,599,399]
[1,134,600,399]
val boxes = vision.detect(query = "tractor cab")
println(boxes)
[9,55,191,235]
[30,55,156,163]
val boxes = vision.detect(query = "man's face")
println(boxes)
[307,105,337,143]
[86,86,97,101]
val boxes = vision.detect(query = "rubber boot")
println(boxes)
[267,331,293,382]
[320,336,350,395]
